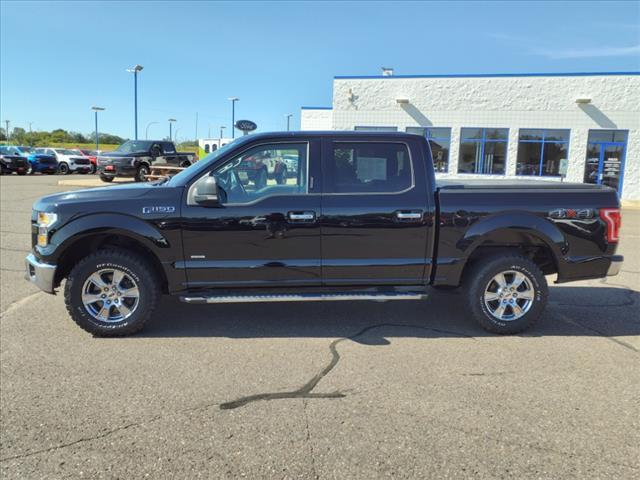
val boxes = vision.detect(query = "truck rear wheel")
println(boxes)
[465,253,548,334]
[64,249,160,336]
[99,175,113,182]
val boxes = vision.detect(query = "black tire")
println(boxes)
[99,175,114,183]
[255,168,267,189]
[17,170,27,175]
[464,253,548,334]
[90,164,97,174]
[135,164,150,182]
[179,160,191,168]
[58,162,70,175]
[64,248,160,336]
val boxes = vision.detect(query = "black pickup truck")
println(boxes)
[25,132,623,336]
[97,140,196,182]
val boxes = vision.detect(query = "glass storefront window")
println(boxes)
[583,130,628,192]
[458,128,508,175]
[516,129,570,177]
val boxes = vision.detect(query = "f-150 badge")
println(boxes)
[142,206,176,214]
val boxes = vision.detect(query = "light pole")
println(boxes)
[91,107,105,151]
[228,97,239,138]
[219,125,226,140]
[168,118,176,141]
[126,64,143,139]
[4,120,9,142]
[286,114,293,131]
[28,122,33,146]
[174,128,181,144]
[145,121,158,139]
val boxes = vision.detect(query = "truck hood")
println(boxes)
[33,182,156,211]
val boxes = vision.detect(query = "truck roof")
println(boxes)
[232,131,421,141]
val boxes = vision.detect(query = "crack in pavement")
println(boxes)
[219,323,474,410]
[302,399,320,480]
[0,418,159,463]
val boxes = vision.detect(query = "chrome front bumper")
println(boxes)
[24,253,57,293]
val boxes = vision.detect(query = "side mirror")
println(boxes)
[193,176,219,206]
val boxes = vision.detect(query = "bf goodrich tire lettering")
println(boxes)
[64,249,160,336]
[464,254,548,334]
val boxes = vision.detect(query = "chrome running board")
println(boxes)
[180,291,427,304]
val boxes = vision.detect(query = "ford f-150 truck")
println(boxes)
[25,132,623,336]
[97,140,196,183]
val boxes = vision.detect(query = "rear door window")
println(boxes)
[327,142,413,193]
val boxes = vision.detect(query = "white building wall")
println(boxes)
[326,74,640,200]
[300,108,333,130]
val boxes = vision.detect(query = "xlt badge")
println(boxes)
[142,206,176,214]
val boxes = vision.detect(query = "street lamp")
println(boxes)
[228,97,239,138]
[219,125,226,140]
[168,118,176,141]
[91,107,105,151]
[174,128,181,144]
[126,64,144,139]
[4,120,9,142]
[285,114,293,131]
[145,121,158,139]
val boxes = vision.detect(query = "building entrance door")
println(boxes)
[584,131,627,193]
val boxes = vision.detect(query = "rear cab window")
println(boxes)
[326,142,413,193]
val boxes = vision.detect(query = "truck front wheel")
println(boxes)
[64,249,160,336]
[465,253,548,334]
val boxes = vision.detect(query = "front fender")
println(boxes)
[43,213,172,263]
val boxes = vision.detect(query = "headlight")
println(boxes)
[36,212,58,247]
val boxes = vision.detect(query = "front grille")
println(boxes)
[72,158,90,165]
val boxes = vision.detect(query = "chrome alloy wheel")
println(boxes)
[483,270,535,322]
[81,269,140,323]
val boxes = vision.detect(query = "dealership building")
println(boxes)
[300,71,640,200]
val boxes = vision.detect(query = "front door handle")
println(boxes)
[395,210,423,221]
[288,211,316,222]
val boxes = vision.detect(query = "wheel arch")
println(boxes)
[51,215,173,292]
[455,212,566,284]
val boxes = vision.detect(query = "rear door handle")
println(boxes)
[395,210,423,221]
[288,211,316,222]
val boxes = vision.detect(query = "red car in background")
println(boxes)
[73,149,98,174]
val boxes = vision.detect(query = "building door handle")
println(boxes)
[395,210,423,221]
[288,211,316,222]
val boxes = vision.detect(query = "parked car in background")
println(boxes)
[97,140,196,182]
[0,145,29,175]
[13,146,58,174]
[35,148,92,174]
[238,149,289,188]
[72,149,98,174]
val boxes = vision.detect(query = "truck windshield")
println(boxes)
[115,141,154,154]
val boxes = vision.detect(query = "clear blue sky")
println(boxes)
[1,1,639,140]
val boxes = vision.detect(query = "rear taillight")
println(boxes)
[600,208,621,243]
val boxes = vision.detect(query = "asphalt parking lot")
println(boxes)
[1,174,638,479]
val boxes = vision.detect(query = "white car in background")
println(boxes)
[35,148,92,174]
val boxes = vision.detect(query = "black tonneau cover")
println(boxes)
[437,179,612,191]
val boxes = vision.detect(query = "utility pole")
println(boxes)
[228,97,239,138]
[126,64,144,139]
[91,107,105,151]
[4,120,9,142]
[168,118,176,141]
[286,114,293,131]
